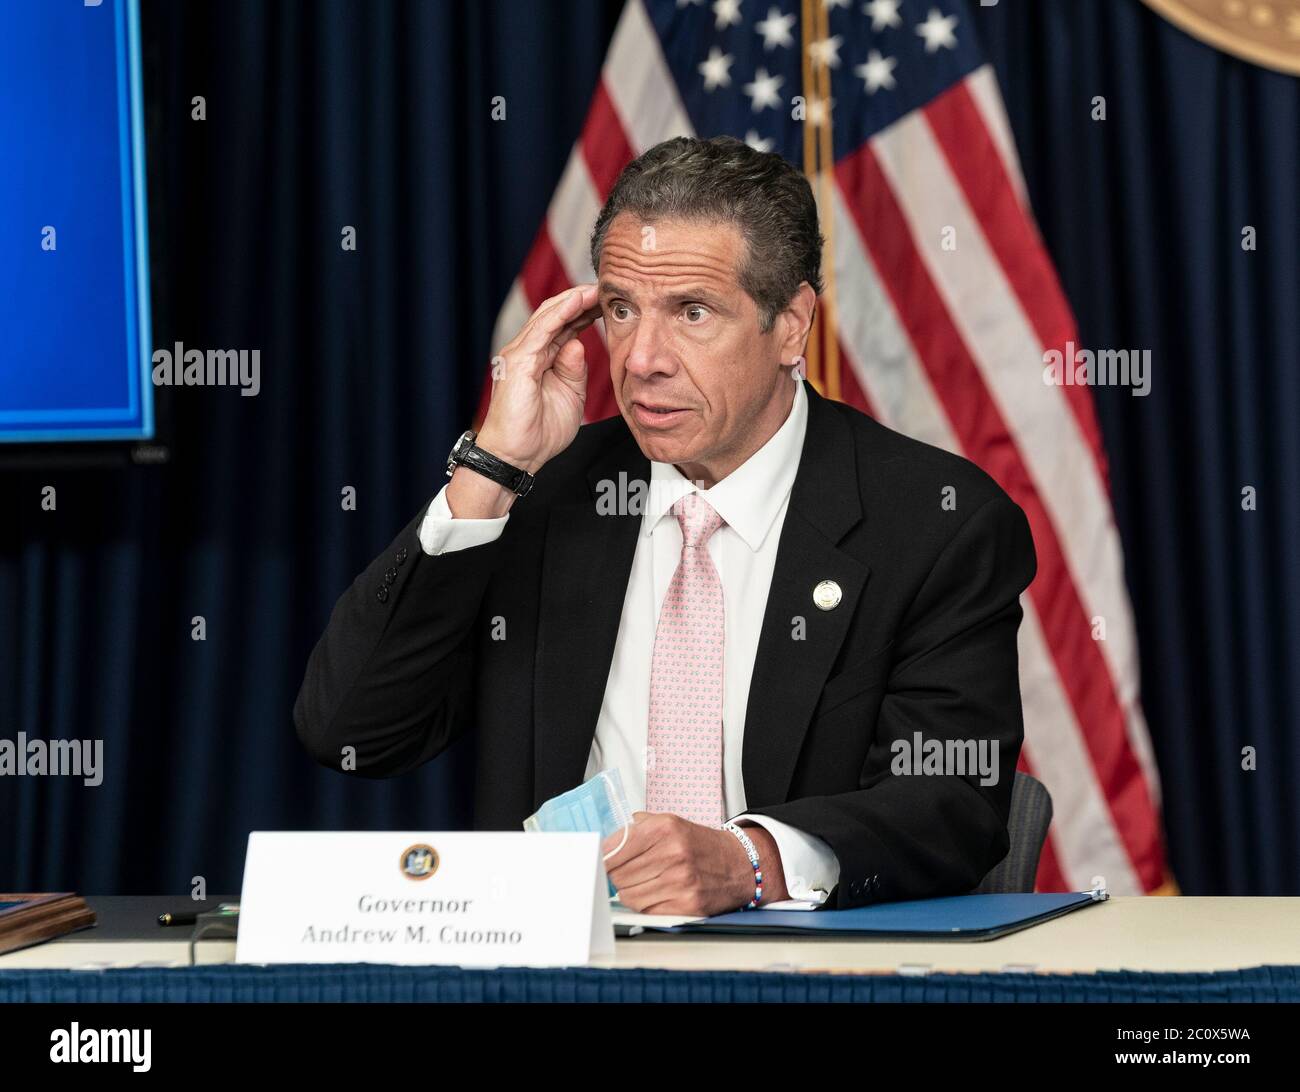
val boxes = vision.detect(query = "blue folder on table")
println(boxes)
[652,893,1101,941]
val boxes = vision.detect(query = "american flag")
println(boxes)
[478,0,1167,894]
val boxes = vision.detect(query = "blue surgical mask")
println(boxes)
[524,769,633,896]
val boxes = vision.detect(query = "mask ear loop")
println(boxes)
[599,770,633,864]
[602,823,631,863]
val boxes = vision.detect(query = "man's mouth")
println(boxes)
[631,401,690,428]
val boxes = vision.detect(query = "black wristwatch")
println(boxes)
[445,429,536,498]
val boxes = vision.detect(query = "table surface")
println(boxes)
[2,895,1298,975]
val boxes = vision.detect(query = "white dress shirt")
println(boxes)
[418,377,839,904]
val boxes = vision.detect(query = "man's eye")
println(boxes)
[683,305,709,323]
[610,303,632,321]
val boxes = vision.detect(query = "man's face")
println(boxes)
[596,214,793,480]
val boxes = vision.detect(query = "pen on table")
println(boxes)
[157,910,199,927]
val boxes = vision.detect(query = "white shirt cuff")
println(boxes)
[732,813,839,905]
[417,483,510,556]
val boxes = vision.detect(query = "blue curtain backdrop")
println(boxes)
[1,0,1296,896]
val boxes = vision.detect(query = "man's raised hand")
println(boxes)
[475,283,601,474]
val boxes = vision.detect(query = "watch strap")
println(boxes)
[450,435,535,497]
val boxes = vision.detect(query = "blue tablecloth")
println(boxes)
[3,963,1298,1002]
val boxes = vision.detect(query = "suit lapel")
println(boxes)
[533,430,647,807]
[741,382,870,807]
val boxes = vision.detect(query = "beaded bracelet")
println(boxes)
[722,821,763,909]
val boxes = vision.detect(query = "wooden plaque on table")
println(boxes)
[0,893,97,955]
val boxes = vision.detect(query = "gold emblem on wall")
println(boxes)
[1141,0,1300,75]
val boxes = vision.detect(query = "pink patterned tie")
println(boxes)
[645,493,726,827]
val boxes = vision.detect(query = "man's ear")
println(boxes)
[777,282,818,359]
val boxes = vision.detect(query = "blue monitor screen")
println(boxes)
[0,0,153,442]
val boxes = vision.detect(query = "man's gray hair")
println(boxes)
[589,136,824,333]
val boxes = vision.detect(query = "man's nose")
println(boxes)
[622,315,676,379]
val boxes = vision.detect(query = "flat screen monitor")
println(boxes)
[0,0,153,443]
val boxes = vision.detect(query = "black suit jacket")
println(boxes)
[295,380,1037,908]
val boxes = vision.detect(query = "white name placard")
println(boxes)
[235,831,614,967]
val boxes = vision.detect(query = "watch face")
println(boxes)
[447,430,475,474]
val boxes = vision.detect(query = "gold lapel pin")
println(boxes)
[813,580,842,611]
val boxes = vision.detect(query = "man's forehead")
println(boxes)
[597,213,742,291]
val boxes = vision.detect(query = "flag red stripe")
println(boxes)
[923,80,1111,491]
[839,142,1162,889]
[581,80,637,199]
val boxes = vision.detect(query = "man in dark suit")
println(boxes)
[295,136,1036,915]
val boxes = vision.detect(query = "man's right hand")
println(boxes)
[447,283,601,519]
